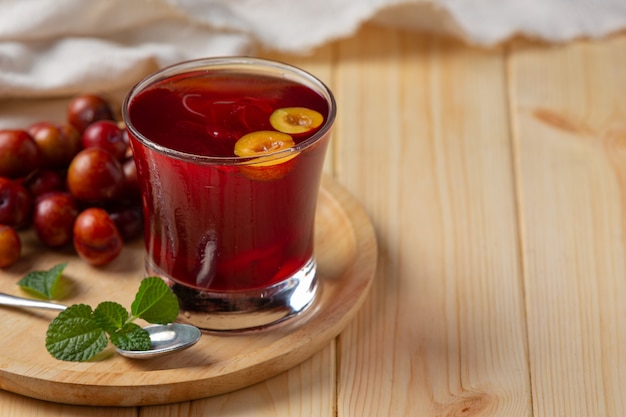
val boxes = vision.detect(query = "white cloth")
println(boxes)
[1,0,625,99]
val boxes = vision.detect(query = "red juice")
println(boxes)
[126,69,331,292]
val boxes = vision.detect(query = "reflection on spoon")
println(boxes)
[0,292,201,359]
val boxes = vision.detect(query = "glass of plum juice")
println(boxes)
[122,57,335,331]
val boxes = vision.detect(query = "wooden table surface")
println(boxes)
[2,23,626,416]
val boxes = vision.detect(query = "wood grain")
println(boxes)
[330,27,530,416]
[509,37,626,416]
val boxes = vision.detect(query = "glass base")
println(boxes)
[147,257,318,332]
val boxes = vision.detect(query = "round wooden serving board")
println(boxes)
[0,176,377,406]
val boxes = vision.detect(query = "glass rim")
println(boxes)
[121,56,336,165]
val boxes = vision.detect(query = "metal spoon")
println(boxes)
[0,292,201,359]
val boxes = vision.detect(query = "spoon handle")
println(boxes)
[0,292,67,311]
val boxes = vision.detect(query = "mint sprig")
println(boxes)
[17,262,67,299]
[45,276,179,362]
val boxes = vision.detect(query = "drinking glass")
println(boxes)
[122,57,335,331]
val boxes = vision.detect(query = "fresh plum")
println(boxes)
[0,130,39,178]
[33,192,79,248]
[67,94,115,133]
[28,121,81,169]
[81,120,128,161]
[0,177,32,228]
[108,202,143,241]
[24,170,65,198]
[73,207,123,266]
[67,148,124,202]
[0,225,20,267]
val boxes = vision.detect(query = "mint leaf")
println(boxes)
[18,262,67,300]
[110,322,151,351]
[45,304,108,362]
[130,277,179,324]
[44,276,183,361]
[94,301,129,334]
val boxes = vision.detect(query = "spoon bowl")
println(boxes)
[116,323,201,359]
[0,292,202,358]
